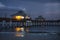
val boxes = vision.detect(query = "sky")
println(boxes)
[0,0,60,20]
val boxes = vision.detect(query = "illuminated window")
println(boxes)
[15,16,24,20]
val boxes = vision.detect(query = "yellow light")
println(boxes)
[15,27,21,32]
[15,16,24,20]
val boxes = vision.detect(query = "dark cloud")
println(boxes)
[0,0,60,20]
[0,0,60,3]
[21,0,60,3]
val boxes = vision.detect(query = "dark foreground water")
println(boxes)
[0,32,60,40]
[0,26,60,40]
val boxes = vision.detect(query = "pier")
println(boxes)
[0,17,60,33]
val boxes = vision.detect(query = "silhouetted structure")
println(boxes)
[35,16,45,21]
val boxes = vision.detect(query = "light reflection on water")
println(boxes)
[15,27,25,37]
[15,32,24,37]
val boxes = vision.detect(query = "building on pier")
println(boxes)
[11,10,31,20]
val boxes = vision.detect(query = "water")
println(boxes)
[0,26,60,40]
[28,26,60,32]
[0,32,60,40]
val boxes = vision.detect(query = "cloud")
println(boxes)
[0,2,6,8]
[7,6,26,10]
[43,3,60,14]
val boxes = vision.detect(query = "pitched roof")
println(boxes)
[11,10,27,16]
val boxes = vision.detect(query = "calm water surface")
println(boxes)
[0,32,60,40]
[0,26,60,40]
